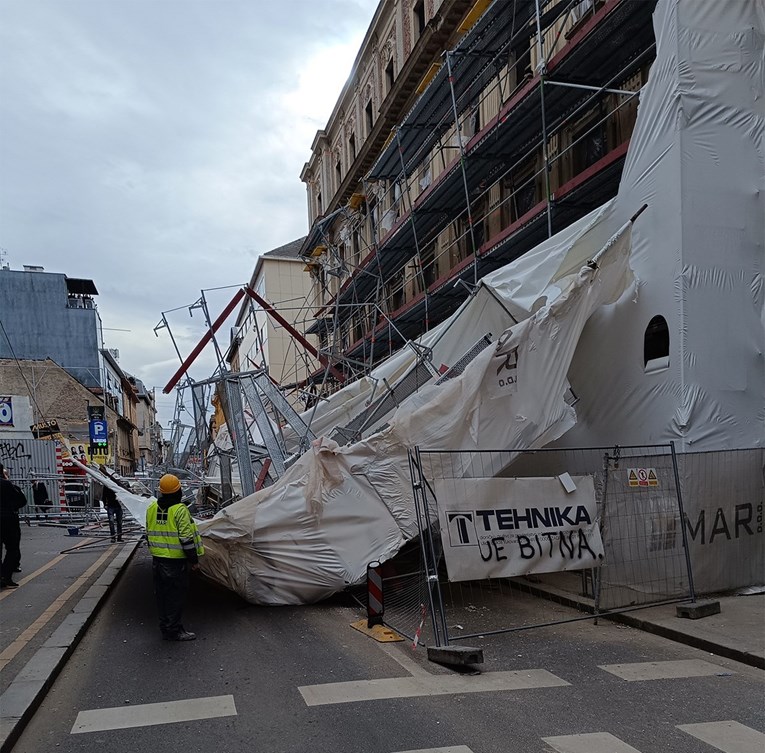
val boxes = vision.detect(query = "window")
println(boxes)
[413,0,425,37]
[365,100,374,135]
[644,315,669,372]
[572,119,606,173]
[420,243,436,289]
[335,159,342,190]
[348,132,356,162]
[317,191,323,216]
[385,58,395,93]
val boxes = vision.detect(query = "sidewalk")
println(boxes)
[609,592,764,670]
[0,523,142,752]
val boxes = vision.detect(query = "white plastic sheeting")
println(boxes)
[560,0,765,451]
[192,0,764,603]
[198,225,634,604]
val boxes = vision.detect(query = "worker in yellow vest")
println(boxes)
[145,474,204,641]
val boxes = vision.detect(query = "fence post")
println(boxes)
[409,447,449,646]
[366,561,384,628]
[670,441,696,603]
[593,450,611,624]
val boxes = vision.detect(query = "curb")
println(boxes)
[515,578,764,671]
[607,610,765,671]
[0,538,142,753]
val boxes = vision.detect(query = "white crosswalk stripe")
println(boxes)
[542,722,765,753]
[299,668,569,706]
[598,659,731,681]
[542,732,642,753]
[393,748,474,753]
[71,695,237,734]
[677,721,765,753]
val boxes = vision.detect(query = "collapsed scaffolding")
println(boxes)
[154,0,659,507]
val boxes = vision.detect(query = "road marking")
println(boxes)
[394,748,474,753]
[677,721,765,753]
[542,732,642,753]
[598,659,730,681]
[0,544,112,671]
[71,694,237,733]
[377,641,433,678]
[0,546,85,603]
[299,669,568,706]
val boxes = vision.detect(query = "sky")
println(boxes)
[0,0,378,429]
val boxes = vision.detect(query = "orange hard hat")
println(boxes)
[158,474,181,495]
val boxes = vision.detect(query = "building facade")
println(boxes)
[0,265,149,474]
[130,376,162,470]
[0,266,106,389]
[0,358,120,463]
[299,0,654,389]
[228,238,318,407]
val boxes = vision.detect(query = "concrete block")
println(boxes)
[427,645,484,666]
[676,600,721,620]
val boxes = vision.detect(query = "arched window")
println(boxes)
[644,315,669,372]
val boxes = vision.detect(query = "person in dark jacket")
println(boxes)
[0,463,27,588]
[102,485,123,542]
[31,477,52,518]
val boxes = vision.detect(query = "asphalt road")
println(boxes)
[10,546,765,753]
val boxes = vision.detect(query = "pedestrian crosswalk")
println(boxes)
[71,695,237,734]
[299,656,739,706]
[392,724,765,753]
[598,658,733,681]
[68,657,763,753]
[677,721,765,753]
[543,722,765,753]
[390,723,765,753]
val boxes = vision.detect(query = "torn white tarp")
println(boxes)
[187,0,763,604]
[71,457,152,525]
[197,224,634,604]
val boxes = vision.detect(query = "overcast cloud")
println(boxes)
[0,0,377,425]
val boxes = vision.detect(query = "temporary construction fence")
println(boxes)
[365,444,695,649]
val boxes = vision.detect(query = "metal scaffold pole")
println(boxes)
[445,50,479,287]
[535,0,553,239]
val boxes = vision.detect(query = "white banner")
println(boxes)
[435,476,604,581]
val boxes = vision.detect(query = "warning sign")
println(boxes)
[628,468,659,488]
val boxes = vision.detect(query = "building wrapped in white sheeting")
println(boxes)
[107,0,765,605]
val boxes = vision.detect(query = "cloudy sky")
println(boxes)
[0,0,377,426]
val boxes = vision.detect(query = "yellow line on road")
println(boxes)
[0,538,95,603]
[0,544,116,672]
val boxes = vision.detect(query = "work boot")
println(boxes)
[1,580,19,588]
[165,630,196,641]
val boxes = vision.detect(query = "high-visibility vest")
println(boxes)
[146,500,204,559]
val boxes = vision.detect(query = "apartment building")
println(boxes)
[300,0,655,388]
[0,264,153,473]
[228,237,318,407]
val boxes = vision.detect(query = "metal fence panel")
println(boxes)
[0,437,59,514]
[392,444,694,645]
[678,449,764,593]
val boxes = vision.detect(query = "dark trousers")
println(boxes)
[107,506,123,539]
[0,516,21,583]
[152,557,189,637]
